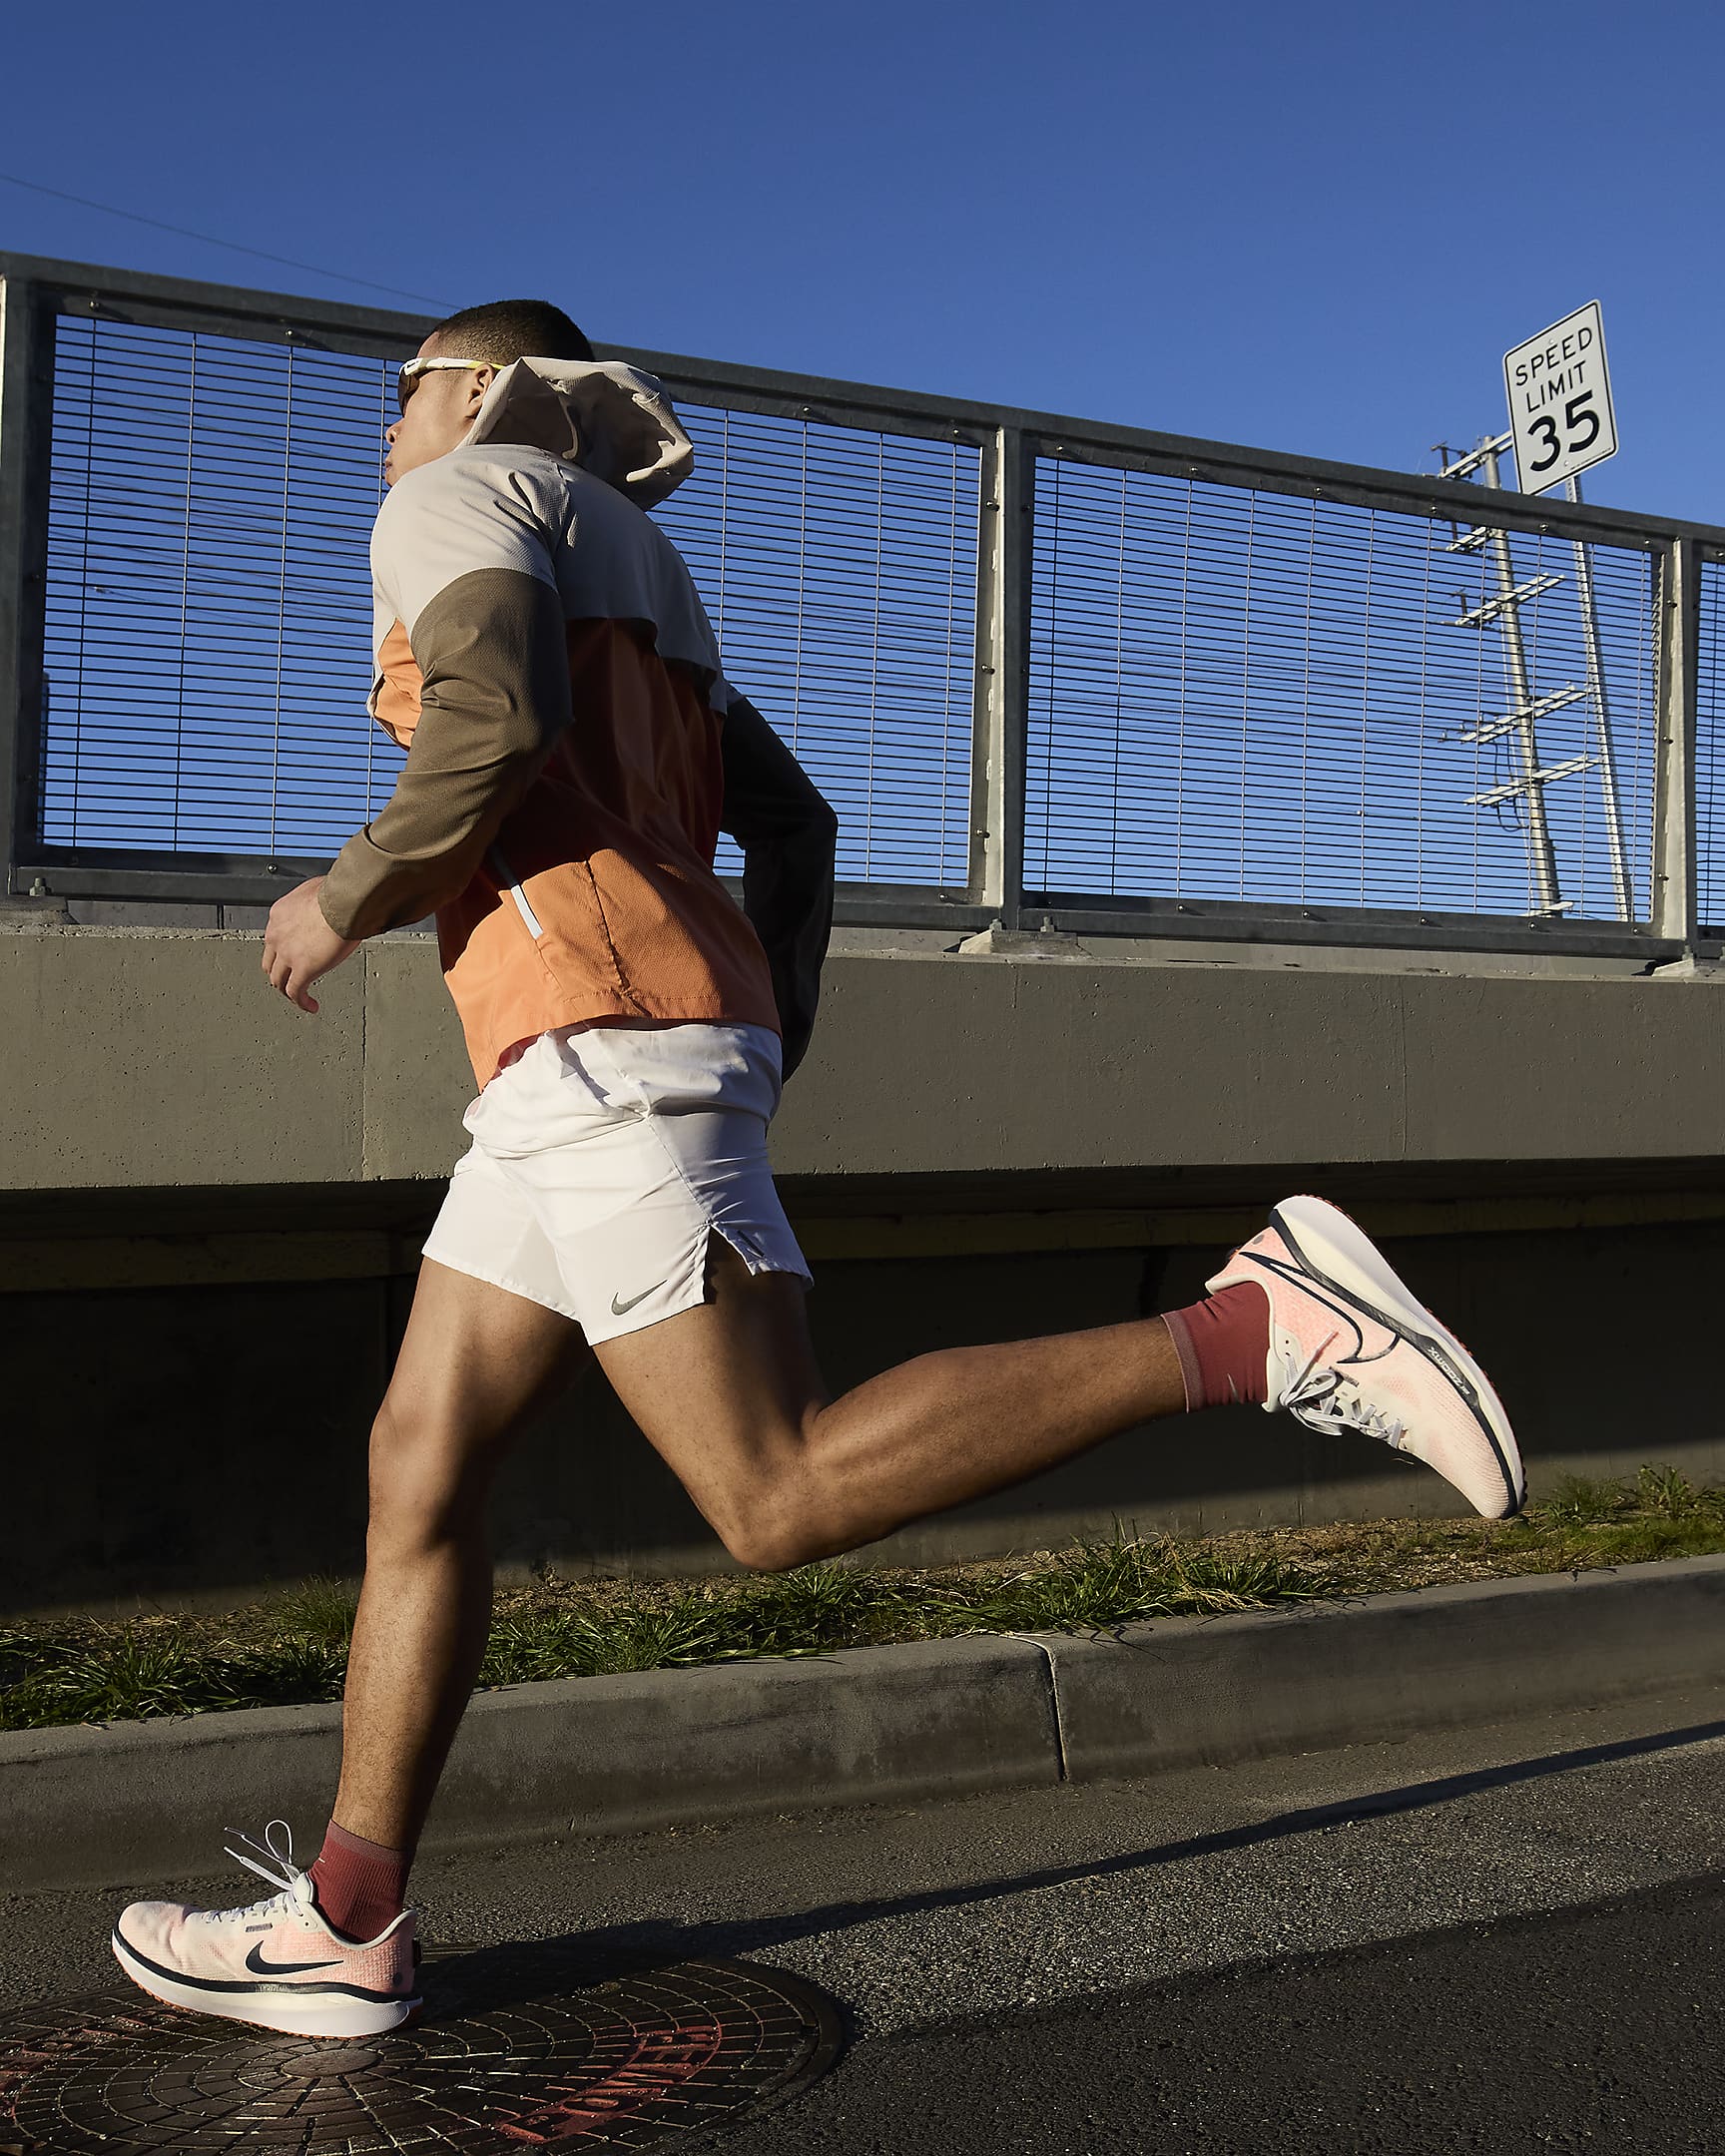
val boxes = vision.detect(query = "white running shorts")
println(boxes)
[421,1020,813,1346]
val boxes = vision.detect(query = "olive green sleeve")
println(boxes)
[319,568,570,940]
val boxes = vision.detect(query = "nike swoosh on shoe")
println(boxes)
[1268,1200,1521,1511]
[1270,1206,1476,1390]
[245,1943,343,1974]
[1246,1254,1382,1364]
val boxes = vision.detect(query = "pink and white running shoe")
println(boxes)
[112,1822,419,2039]
[1212,1194,1524,1520]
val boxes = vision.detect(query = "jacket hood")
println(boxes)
[461,358,694,508]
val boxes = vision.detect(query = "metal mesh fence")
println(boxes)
[1698,557,1725,931]
[43,313,391,858]
[29,291,1687,937]
[1026,457,1661,922]
[38,313,979,889]
[652,403,978,886]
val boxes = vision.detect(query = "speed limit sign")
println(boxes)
[1503,301,1617,494]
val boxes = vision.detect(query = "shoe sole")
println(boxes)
[112,1931,420,2039]
[1270,1195,1525,1519]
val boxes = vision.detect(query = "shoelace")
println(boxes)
[189,1819,307,1926]
[1274,1332,1407,1447]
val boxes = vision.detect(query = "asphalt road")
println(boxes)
[734,1874,1725,2154]
[7,1685,1725,2153]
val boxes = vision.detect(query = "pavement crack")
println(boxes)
[1004,1634,1069,1782]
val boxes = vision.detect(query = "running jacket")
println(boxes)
[317,359,837,1089]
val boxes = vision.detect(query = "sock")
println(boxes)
[1162,1282,1271,1411]
[307,1820,411,1943]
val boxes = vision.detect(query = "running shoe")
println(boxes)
[112,1822,419,2039]
[1210,1194,1524,1519]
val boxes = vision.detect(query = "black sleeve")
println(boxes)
[718,696,838,1081]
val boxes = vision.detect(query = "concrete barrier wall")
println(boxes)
[6,924,1725,1191]
[8,1218,1725,1615]
[5,922,1725,1614]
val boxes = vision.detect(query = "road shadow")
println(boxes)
[462,1714,1725,1985]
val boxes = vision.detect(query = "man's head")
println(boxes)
[383,298,594,485]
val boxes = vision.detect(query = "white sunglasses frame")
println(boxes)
[395,355,493,415]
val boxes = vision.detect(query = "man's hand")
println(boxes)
[262,878,362,1014]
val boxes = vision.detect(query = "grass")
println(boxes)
[5,1463,1725,1733]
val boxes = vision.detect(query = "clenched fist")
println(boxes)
[262,878,362,1014]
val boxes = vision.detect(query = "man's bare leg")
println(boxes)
[108,1260,590,2030]
[330,1258,590,1853]
[593,1242,1186,1572]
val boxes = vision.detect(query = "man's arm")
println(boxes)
[719,695,838,1081]
[267,457,583,1010]
[319,581,571,940]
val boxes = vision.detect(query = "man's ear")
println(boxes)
[461,366,498,418]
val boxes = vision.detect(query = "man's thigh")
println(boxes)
[590,1241,827,1529]
[379,1258,592,1486]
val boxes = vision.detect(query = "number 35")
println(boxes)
[1527,390,1602,473]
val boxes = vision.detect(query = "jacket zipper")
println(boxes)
[487,843,544,938]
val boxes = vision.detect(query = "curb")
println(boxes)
[5,1557,1725,1891]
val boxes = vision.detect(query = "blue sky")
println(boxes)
[4,0,1719,523]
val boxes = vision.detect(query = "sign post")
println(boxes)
[1502,300,1617,495]
[1494,300,1631,918]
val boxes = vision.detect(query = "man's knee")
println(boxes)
[365,1399,485,1552]
[723,1522,818,1574]
[711,1480,830,1574]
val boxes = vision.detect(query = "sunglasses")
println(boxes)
[395,356,491,416]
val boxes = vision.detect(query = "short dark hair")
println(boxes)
[427,298,594,366]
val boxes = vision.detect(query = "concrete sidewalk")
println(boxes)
[5,1556,1724,1891]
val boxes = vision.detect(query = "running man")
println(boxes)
[111,300,1524,2039]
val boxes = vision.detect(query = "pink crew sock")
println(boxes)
[1162,1282,1271,1410]
[307,1821,411,1943]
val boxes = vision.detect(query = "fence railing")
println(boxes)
[5,250,1725,958]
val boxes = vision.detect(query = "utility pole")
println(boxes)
[1437,434,1595,917]
[1562,472,1634,920]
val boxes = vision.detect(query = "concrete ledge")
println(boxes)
[5,1560,1724,1891]
[1044,1556,1725,1780]
[0,1634,1059,1890]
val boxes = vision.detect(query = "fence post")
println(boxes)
[971,425,1033,929]
[0,275,52,896]
[1651,537,1701,948]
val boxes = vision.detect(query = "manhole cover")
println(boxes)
[0,1944,841,2152]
